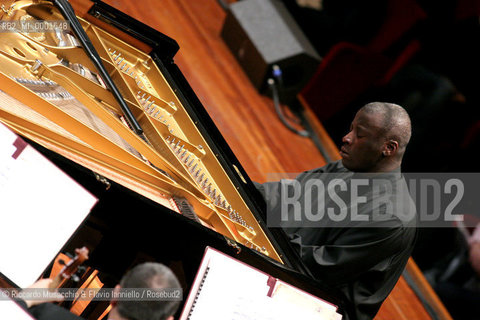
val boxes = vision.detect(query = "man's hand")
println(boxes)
[469,242,480,277]
[24,279,64,308]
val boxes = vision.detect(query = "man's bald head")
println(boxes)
[360,102,412,154]
[341,102,412,172]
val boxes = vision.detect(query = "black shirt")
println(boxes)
[256,160,417,320]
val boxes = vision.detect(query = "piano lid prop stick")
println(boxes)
[50,0,144,136]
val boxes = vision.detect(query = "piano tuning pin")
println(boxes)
[181,149,188,159]
[165,136,171,142]
[198,173,205,182]
[145,96,151,104]
[191,163,198,172]
[221,200,227,208]
[130,71,135,77]
[141,93,146,100]
[125,67,130,73]
[114,52,121,61]
[149,107,156,115]
[174,140,180,149]
[159,115,164,121]
[170,137,176,145]
[211,189,217,199]
[153,110,160,118]
[120,62,127,70]
[137,90,141,97]
[184,154,191,164]
[178,144,184,154]
[227,205,232,212]
[206,184,212,194]
[195,168,201,178]
[188,159,195,167]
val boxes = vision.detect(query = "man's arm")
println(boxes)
[292,220,408,285]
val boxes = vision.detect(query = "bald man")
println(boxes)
[256,102,417,320]
[20,262,181,320]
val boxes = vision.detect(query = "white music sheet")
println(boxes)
[0,294,35,320]
[181,247,341,320]
[0,123,97,288]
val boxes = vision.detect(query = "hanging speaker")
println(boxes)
[221,0,321,104]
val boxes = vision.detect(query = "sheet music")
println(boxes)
[0,123,97,288]
[182,247,341,320]
[186,248,270,319]
[0,295,35,320]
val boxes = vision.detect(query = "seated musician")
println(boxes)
[256,102,417,320]
[18,262,181,320]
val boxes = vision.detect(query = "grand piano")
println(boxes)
[0,0,351,318]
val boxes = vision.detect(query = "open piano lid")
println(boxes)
[0,0,349,317]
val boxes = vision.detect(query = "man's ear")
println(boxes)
[111,284,122,306]
[383,140,398,156]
